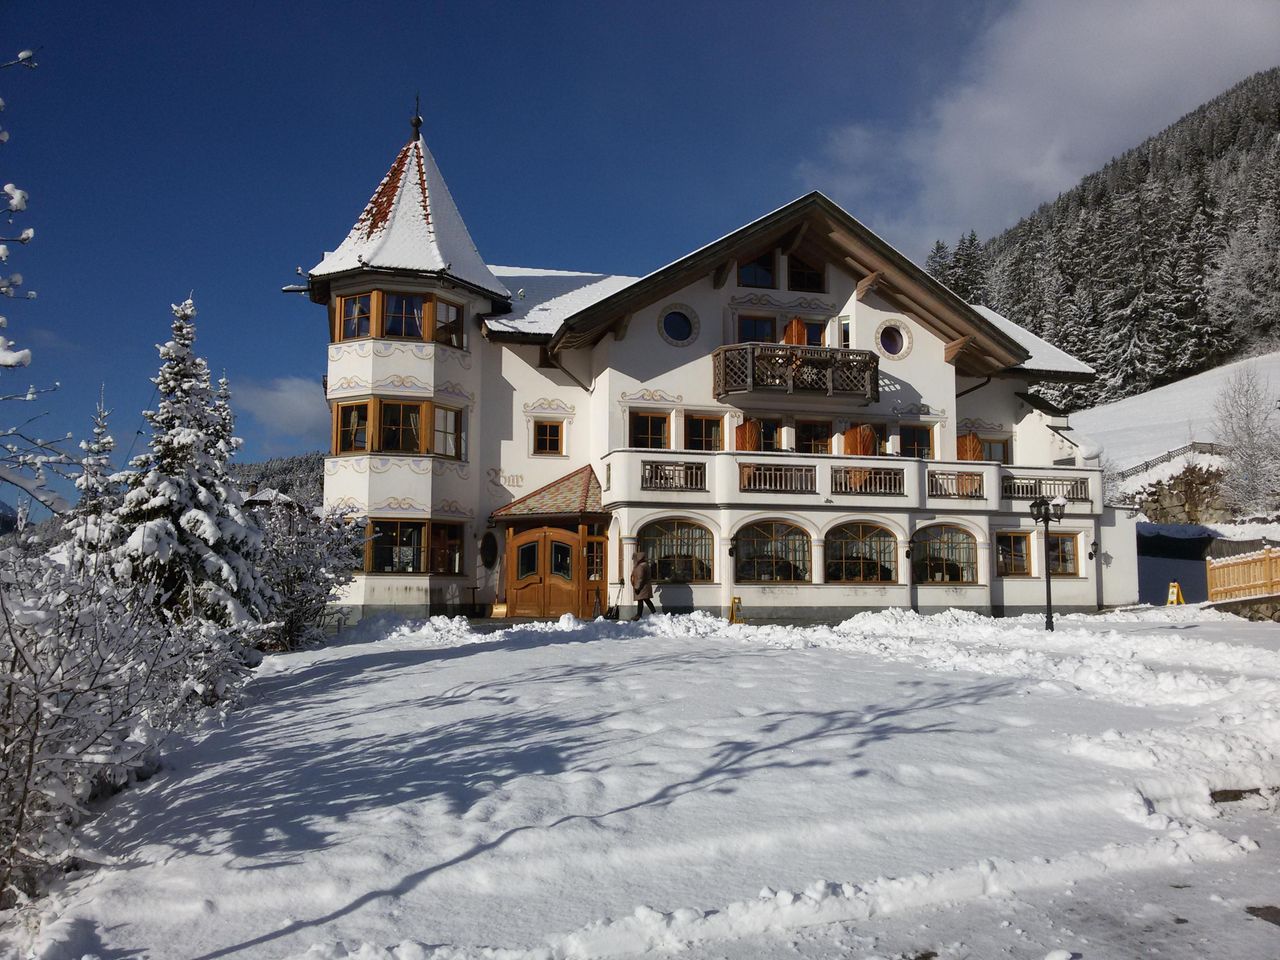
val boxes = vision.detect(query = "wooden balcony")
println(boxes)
[712,343,879,402]
[927,470,985,499]
[641,460,707,491]
[831,465,906,496]
[1001,474,1091,502]
[739,462,816,494]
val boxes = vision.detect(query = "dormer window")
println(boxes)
[338,295,372,340]
[788,255,824,293]
[384,294,425,338]
[738,249,776,289]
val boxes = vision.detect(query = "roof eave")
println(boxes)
[308,265,513,306]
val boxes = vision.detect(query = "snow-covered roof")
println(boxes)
[970,305,1094,377]
[245,487,295,506]
[311,135,510,301]
[485,266,639,337]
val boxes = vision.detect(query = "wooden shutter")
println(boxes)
[782,316,807,345]
[844,424,878,457]
[736,419,761,452]
[957,431,983,461]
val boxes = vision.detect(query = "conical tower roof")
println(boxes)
[311,131,510,301]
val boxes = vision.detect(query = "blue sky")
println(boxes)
[4,0,1279,502]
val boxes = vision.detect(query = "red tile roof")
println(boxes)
[490,465,604,520]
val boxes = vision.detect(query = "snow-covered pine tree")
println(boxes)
[63,395,124,572]
[948,230,988,304]
[114,299,270,629]
[924,240,952,283]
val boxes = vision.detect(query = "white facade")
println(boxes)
[307,126,1139,621]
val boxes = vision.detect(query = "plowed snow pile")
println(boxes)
[11,609,1280,960]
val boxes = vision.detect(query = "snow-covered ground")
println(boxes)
[12,609,1280,960]
[1072,349,1280,473]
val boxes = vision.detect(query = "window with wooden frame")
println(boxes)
[796,420,832,454]
[733,520,811,583]
[337,294,373,341]
[629,411,669,449]
[335,402,370,453]
[433,405,464,460]
[433,298,464,349]
[383,293,425,339]
[684,414,723,451]
[737,314,776,344]
[638,519,714,583]
[995,532,1031,577]
[759,418,782,451]
[788,255,824,293]
[738,249,776,288]
[533,420,563,456]
[429,522,464,575]
[380,401,424,454]
[899,424,933,459]
[825,523,897,583]
[804,320,826,346]
[368,519,426,573]
[982,437,1012,464]
[1047,532,1079,576]
[911,524,977,584]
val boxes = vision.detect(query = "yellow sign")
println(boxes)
[1166,582,1185,605]
[729,596,744,624]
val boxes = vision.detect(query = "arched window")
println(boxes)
[825,523,897,583]
[637,519,714,583]
[734,521,811,583]
[911,525,978,584]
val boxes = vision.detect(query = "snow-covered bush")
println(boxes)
[0,535,180,906]
[251,495,363,651]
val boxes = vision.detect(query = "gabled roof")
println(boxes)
[490,465,604,521]
[545,191,1032,376]
[972,305,1094,382]
[311,134,510,301]
[486,266,640,338]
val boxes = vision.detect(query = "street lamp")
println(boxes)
[1029,495,1067,631]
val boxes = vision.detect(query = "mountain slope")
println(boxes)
[933,66,1280,411]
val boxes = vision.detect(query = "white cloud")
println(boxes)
[799,0,1280,259]
[235,375,330,450]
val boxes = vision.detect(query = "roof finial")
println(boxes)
[411,93,422,138]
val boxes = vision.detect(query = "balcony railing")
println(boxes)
[927,470,985,499]
[712,343,878,402]
[641,460,707,491]
[1001,475,1091,502]
[740,462,816,493]
[831,465,906,496]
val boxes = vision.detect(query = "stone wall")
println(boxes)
[1210,596,1280,622]
[1135,464,1233,524]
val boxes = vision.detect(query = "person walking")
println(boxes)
[630,550,656,620]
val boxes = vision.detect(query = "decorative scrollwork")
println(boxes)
[369,496,429,513]
[432,498,474,518]
[523,397,576,423]
[373,374,432,393]
[436,380,475,404]
[620,387,684,404]
[959,417,1005,432]
[729,293,836,312]
[327,376,370,396]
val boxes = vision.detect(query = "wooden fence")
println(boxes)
[1207,547,1280,602]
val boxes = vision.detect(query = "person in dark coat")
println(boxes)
[631,550,656,620]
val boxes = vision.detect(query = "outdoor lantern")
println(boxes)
[1088,540,1099,560]
[1028,496,1066,632]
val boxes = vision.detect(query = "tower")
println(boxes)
[309,114,508,616]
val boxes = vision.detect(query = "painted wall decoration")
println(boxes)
[729,292,836,313]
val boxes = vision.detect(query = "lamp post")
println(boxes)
[1030,495,1067,631]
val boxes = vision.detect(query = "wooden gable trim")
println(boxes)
[711,259,734,290]
[855,269,883,301]
[780,220,809,257]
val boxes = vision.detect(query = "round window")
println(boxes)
[663,311,693,342]
[879,324,905,356]
[657,303,699,346]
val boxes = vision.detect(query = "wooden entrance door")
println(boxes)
[505,527,583,618]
